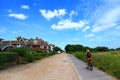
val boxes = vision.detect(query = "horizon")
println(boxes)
[0,0,120,50]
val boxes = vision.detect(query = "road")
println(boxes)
[0,53,118,80]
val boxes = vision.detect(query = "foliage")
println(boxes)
[116,47,120,50]
[47,51,54,56]
[65,44,85,53]
[53,46,62,52]
[94,46,109,52]
[65,44,72,53]
[10,47,29,57]
[65,44,111,53]
[0,48,55,69]
[73,52,86,61]
[0,52,18,68]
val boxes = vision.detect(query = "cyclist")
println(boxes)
[86,49,92,69]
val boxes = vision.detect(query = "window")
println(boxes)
[40,45,44,49]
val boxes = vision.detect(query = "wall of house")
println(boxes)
[33,45,40,50]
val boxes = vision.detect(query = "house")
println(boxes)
[0,37,54,52]
[0,38,18,50]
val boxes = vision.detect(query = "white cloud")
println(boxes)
[8,13,27,20]
[85,34,95,37]
[21,5,30,9]
[97,6,120,24]
[39,9,66,20]
[91,5,120,33]
[92,23,116,32]
[69,10,78,19]
[0,28,7,33]
[12,30,23,34]
[51,19,87,30]
[82,26,90,32]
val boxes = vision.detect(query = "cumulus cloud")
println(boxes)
[39,9,66,20]
[21,5,30,9]
[82,26,90,32]
[51,19,87,30]
[8,13,27,20]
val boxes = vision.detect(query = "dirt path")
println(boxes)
[0,53,79,80]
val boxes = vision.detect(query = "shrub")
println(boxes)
[10,47,28,57]
[47,51,54,56]
[0,52,18,68]
[24,52,34,62]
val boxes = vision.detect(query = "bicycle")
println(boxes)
[87,60,93,71]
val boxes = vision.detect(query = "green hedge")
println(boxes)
[10,47,28,57]
[0,52,18,68]
[0,48,55,69]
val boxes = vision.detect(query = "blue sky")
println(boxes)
[0,0,120,49]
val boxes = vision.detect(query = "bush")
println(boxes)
[0,52,18,68]
[24,52,34,62]
[10,47,28,57]
[0,48,55,69]
[47,51,54,56]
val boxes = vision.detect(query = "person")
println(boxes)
[86,49,92,68]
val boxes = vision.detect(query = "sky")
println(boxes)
[0,0,120,50]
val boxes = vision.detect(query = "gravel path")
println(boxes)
[0,53,79,80]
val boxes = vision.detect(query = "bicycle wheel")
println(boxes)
[88,61,93,71]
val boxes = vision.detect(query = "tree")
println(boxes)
[65,44,85,52]
[116,47,120,50]
[65,44,72,53]
[94,46,109,52]
[53,46,62,52]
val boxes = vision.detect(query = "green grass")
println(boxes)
[72,50,120,80]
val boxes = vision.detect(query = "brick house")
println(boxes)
[0,37,54,52]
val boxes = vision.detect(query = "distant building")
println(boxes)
[0,36,54,52]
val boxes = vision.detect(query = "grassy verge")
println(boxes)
[72,50,120,79]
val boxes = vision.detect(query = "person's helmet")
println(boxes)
[87,49,90,52]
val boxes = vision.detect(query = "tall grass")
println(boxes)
[72,50,120,79]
